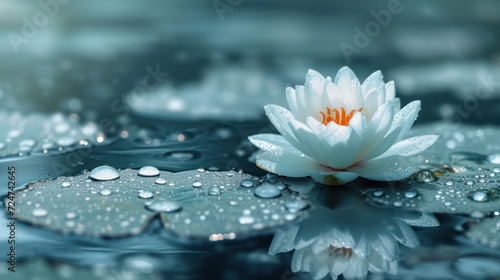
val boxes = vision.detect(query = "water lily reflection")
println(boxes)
[270,188,419,279]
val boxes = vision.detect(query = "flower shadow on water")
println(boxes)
[270,185,420,280]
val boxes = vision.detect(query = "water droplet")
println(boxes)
[254,183,281,199]
[275,182,287,190]
[61,182,71,188]
[138,166,160,177]
[155,178,167,185]
[66,212,77,219]
[192,181,202,188]
[89,166,120,181]
[393,201,403,207]
[372,189,384,197]
[404,189,418,199]
[445,180,454,186]
[240,179,255,188]
[32,208,48,217]
[145,200,182,213]
[0,143,5,150]
[266,174,279,183]
[284,213,297,221]
[238,215,255,225]
[413,169,438,183]
[208,186,222,196]
[285,199,309,213]
[469,190,489,202]
[138,191,154,199]
[99,189,112,196]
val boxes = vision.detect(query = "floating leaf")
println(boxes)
[9,167,308,239]
[466,216,500,249]
[360,122,500,214]
[362,167,500,214]
[0,110,106,158]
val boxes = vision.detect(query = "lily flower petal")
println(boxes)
[251,67,437,185]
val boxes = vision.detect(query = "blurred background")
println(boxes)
[1,0,499,125]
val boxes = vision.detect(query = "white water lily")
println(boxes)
[249,66,438,185]
[269,194,419,280]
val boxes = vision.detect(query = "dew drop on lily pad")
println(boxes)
[99,189,112,196]
[404,189,418,199]
[285,199,309,213]
[89,166,120,181]
[469,190,489,202]
[138,191,154,199]
[413,169,438,183]
[208,186,222,196]
[240,179,254,188]
[155,178,167,185]
[138,166,160,177]
[238,215,255,225]
[32,208,48,217]
[254,183,281,199]
[145,200,182,213]
[61,182,71,188]
[192,181,202,188]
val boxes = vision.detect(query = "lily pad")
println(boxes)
[8,167,309,240]
[0,110,107,158]
[362,167,500,214]
[466,216,500,249]
[360,122,500,214]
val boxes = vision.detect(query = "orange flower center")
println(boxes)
[320,107,363,126]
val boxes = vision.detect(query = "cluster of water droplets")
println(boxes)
[0,111,106,157]
[12,165,310,240]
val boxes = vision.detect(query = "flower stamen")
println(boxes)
[320,107,363,126]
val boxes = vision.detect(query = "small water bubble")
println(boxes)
[284,213,297,221]
[226,172,235,177]
[393,201,403,207]
[465,180,475,186]
[18,139,36,147]
[208,186,222,196]
[445,180,454,186]
[266,174,279,183]
[89,166,120,181]
[285,199,309,213]
[238,215,255,225]
[61,182,71,188]
[138,166,160,177]
[240,179,255,188]
[254,183,281,199]
[32,208,48,217]
[138,191,154,199]
[192,181,203,188]
[274,182,287,190]
[413,169,438,183]
[372,189,384,197]
[155,178,167,185]
[404,189,418,199]
[99,189,112,196]
[145,200,182,213]
[66,212,77,219]
[469,190,489,202]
